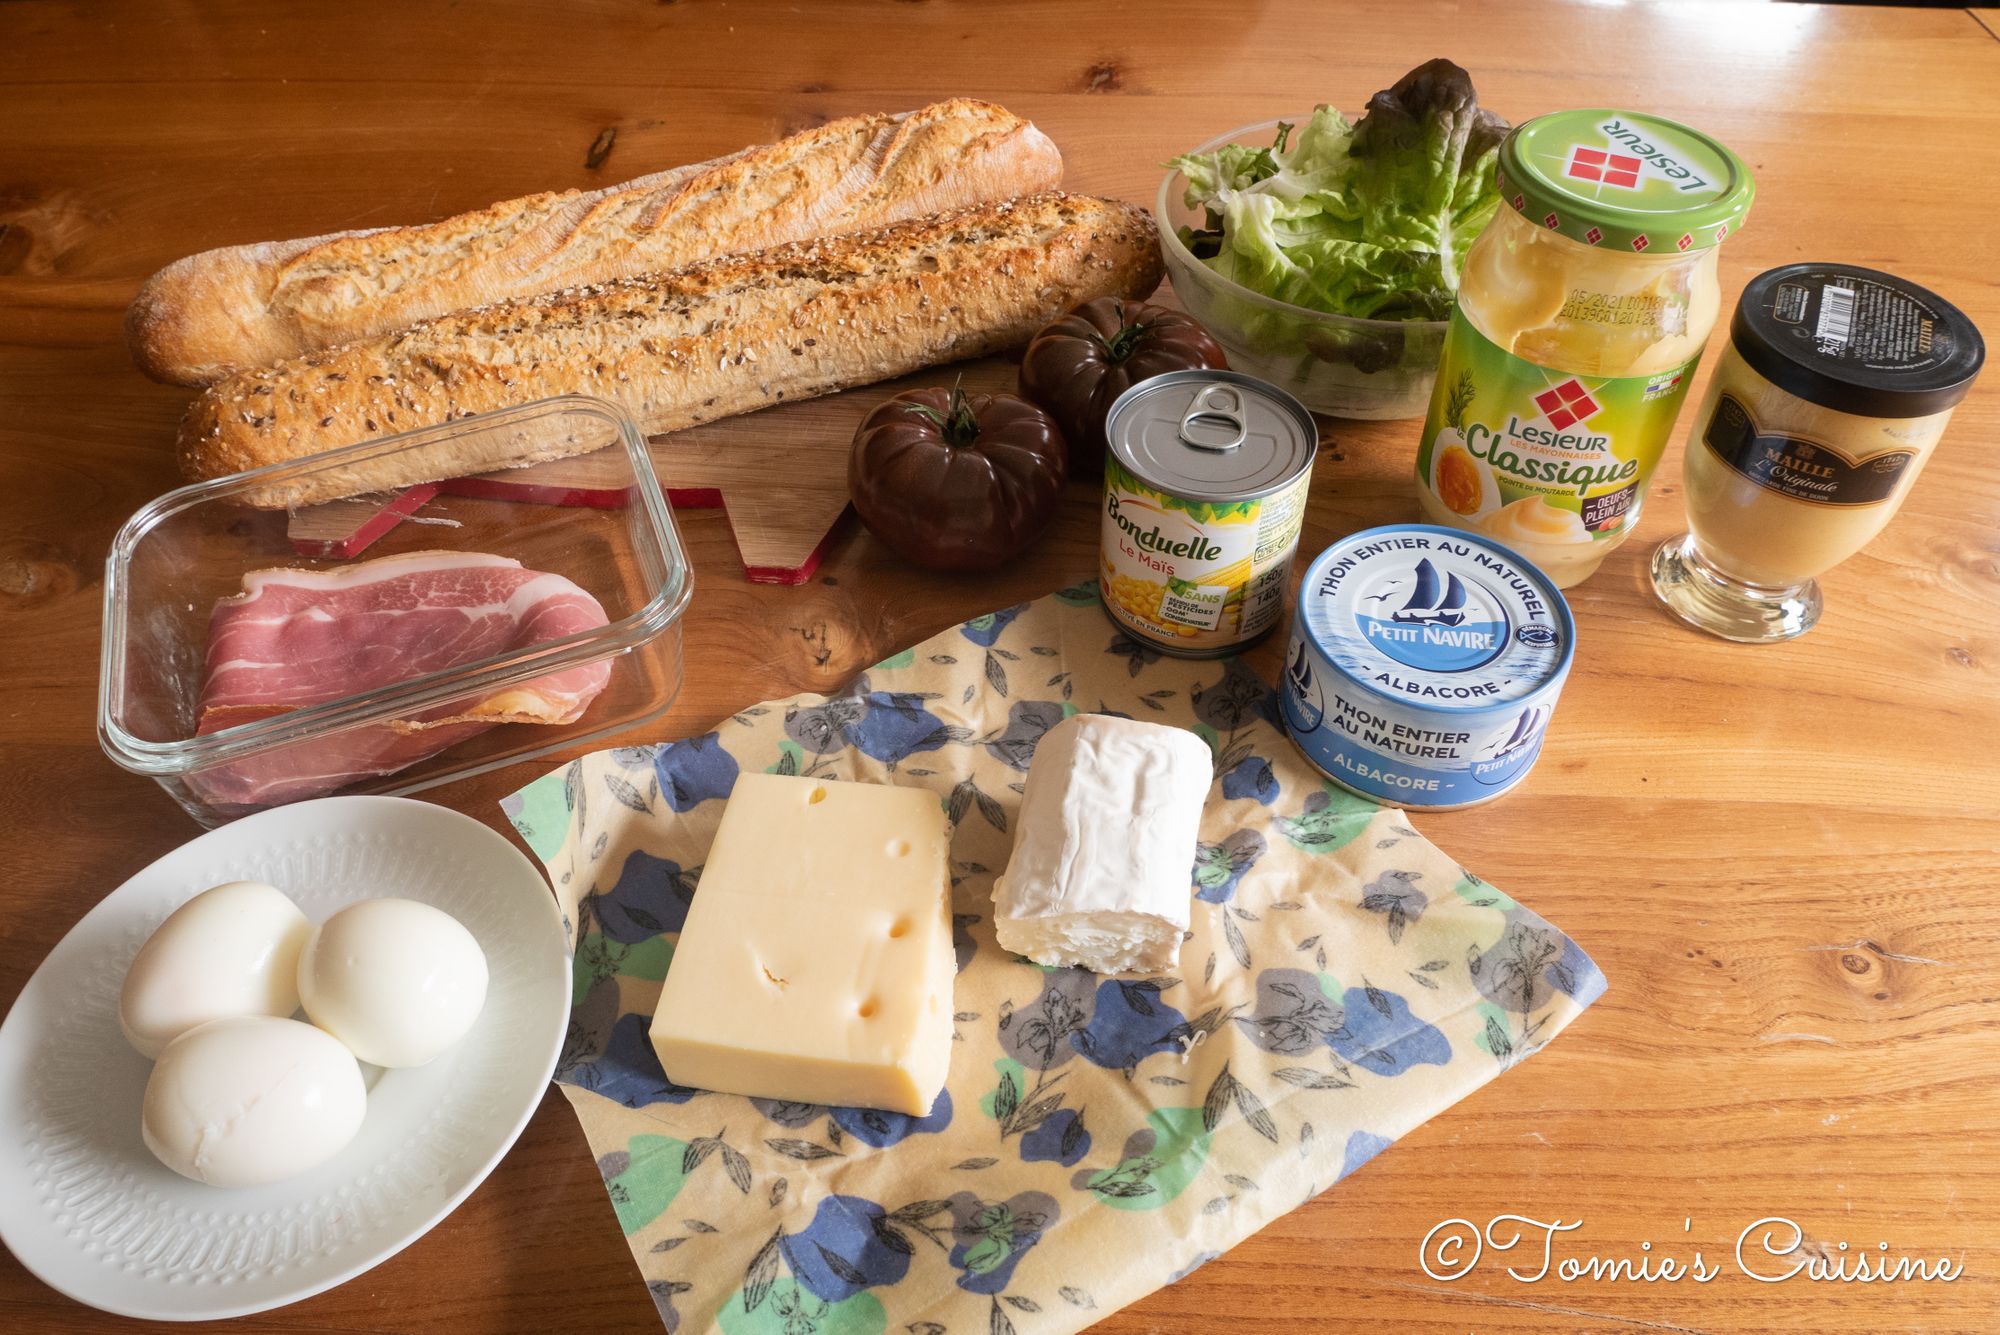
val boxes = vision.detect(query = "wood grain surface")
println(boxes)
[3,2,1999,1332]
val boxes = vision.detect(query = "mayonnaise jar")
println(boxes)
[1416,110,1755,587]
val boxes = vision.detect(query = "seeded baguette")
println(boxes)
[129,99,1063,387]
[178,192,1163,508]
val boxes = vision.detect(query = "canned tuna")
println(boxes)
[1282,524,1575,809]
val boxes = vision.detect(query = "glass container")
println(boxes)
[100,396,690,826]
[1415,108,1753,588]
[1653,264,1984,641]
[1156,119,1449,421]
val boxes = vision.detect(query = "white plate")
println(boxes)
[0,796,571,1321]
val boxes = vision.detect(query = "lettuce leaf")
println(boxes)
[1167,59,1506,323]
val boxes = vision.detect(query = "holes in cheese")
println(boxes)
[991,713,1213,975]
[647,772,954,1115]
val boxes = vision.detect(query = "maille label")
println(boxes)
[1703,393,1914,507]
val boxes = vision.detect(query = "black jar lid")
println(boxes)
[1731,263,1984,419]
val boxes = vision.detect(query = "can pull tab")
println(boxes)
[1178,385,1247,452]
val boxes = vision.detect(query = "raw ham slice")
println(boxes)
[192,551,612,806]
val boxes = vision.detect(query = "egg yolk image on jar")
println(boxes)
[1432,442,1499,516]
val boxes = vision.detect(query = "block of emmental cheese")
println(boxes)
[648,772,955,1115]
[992,714,1213,974]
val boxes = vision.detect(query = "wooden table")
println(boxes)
[5,2,1998,1331]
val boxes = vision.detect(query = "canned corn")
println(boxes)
[1099,370,1318,658]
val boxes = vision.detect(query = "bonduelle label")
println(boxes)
[1099,449,1308,653]
[1282,525,1575,810]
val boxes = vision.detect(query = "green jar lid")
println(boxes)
[1494,109,1754,254]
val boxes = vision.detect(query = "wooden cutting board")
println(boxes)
[288,358,1021,583]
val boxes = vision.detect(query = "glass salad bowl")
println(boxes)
[1157,119,1450,421]
[99,396,691,827]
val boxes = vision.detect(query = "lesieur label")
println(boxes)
[1418,308,1702,541]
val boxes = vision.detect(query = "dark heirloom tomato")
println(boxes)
[1018,298,1229,475]
[848,385,1067,572]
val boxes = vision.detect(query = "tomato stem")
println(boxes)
[903,377,982,447]
[1103,312,1151,364]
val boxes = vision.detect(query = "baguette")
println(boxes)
[178,192,1163,508]
[129,99,1063,386]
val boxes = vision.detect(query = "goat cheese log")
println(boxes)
[176,192,1162,508]
[129,99,1064,385]
[992,714,1214,975]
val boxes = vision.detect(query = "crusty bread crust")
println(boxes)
[178,192,1162,508]
[129,99,1064,386]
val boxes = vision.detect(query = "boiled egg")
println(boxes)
[298,899,488,1067]
[1429,437,1503,518]
[1463,224,1569,341]
[120,880,312,1059]
[142,1015,367,1187]
[1471,225,1722,378]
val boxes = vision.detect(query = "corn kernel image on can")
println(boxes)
[1100,371,1319,658]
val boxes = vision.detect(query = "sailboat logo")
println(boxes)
[1281,636,1325,733]
[1487,705,1546,759]
[1390,559,1467,628]
[1472,704,1551,786]
[1355,559,1509,674]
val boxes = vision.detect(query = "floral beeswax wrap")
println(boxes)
[503,581,1605,1335]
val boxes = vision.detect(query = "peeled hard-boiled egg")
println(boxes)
[298,898,488,1067]
[1469,226,1723,378]
[120,880,312,1059]
[142,1015,367,1187]
[1463,226,1569,343]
